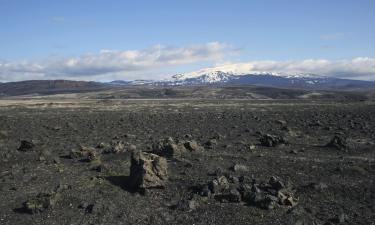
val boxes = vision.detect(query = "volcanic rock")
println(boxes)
[129,151,168,189]
[152,137,186,158]
[231,164,249,172]
[260,134,288,147]
[209,176,230,194]
[17,140,36,151]
[184,140,203,152]
[326,135,347,150]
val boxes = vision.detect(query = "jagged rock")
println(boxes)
[245,192,277,209]
[205,139,218,149]
[152,137,186,158]
[175,199,198,211]
[333,213,347,223]
[276,120,287,126]
[260,134,288,147]
[129,151,168,189]
[248,144,256,150]
[0,130,8,139]
[269,176,285,191]
[231,164,249,172]
[17,140,36,151]
[221,188,242,203]
[69,145,95,159]
[326,135,347,150]
[97,142,111,149]
[22,193,58,214]
[184,140,203,152]
[102,140,136,154]
[209,176,230,194]
[308,182,328,191]
[22,189,63,214]
[86,150,99,162]
[199,185,211,197]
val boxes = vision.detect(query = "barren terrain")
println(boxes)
[0,88,374,225]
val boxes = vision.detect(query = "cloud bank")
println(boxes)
[0,42,374,82]
[0,42,229,82]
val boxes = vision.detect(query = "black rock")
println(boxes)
[326,135,347,150]
[18,140,36,151]
[260,134,288,147]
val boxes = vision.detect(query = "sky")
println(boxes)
[0,0,374,82]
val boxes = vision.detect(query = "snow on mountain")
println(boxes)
[170,68,327,85]
[172,71,234,83]
[108,68,375,89]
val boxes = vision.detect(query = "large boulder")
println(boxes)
[129,151,168,189]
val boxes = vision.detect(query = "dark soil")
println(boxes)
[0,99,374,225]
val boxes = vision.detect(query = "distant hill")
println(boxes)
[0,80,109,96]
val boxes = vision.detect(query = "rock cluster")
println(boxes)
[152,137,203,158]
[199,175,298,210]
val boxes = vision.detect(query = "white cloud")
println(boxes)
[0,42,230,82]
[183,57,375,81]
[1,42,375,82]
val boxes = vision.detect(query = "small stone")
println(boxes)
[332,213,347,223]
[200,185,211,197]
[231,164,249,172]
[284,196,298,207]
[289,150,298,154]
[209,176,229,194]
[18,140,36,151]
[175,200,197,211]
[326,135,347,150]
[309,182,328,191]
[52,157,61,164]
[276,120,287,126]
[249,145,256,150]
[184,141,203,152]
[22,192,61,214]
[260,134,288,147]
[227,188,241,202]
[269,176,285,191]
[205,139,218,149]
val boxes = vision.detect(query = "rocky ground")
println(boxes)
[0,99,374,225]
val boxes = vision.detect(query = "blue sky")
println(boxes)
[0,0,374,81]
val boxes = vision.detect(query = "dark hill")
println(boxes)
[0,80,109,96]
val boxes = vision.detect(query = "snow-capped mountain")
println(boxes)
[168,70,327,86]
[109,70,375,90]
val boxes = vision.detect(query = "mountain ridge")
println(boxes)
[110,71,375,90]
